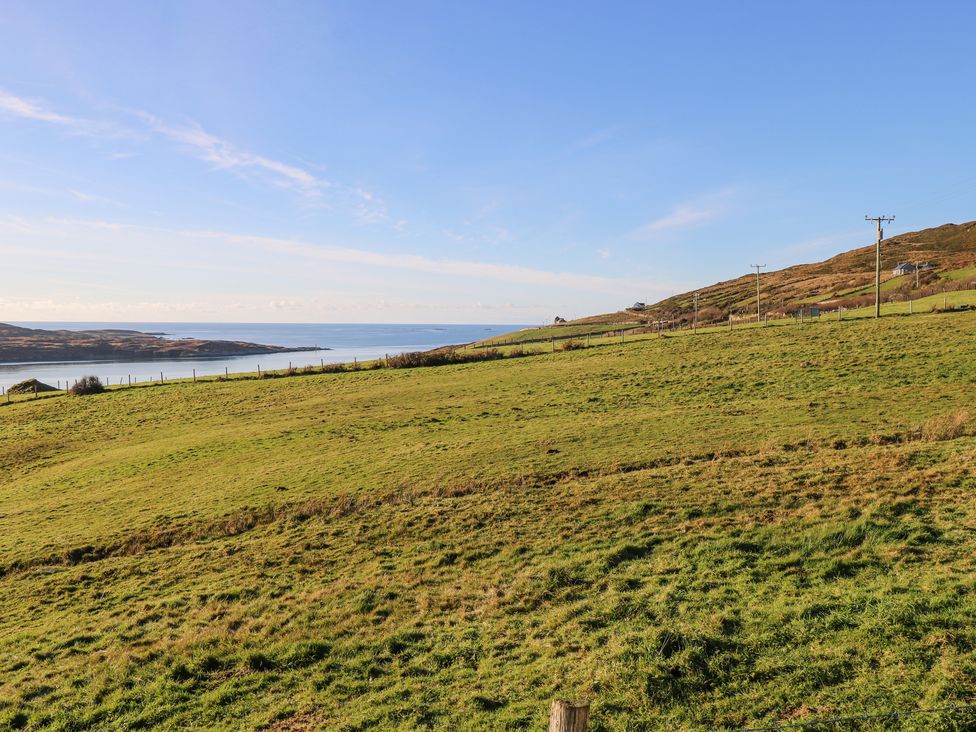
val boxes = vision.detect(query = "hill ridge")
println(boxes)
[570,220,976,327]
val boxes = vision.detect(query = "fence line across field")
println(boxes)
[2,301,972,402]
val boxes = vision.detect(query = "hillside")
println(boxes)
[0,323,316,363]
[576,220,976,328]
[3,311,976,729]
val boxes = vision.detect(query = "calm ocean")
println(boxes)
[0,322,530,391]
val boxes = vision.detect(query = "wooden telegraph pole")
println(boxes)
[865,215,895,318]
[750,264,766,323]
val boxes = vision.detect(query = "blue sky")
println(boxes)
[1,1,974,323]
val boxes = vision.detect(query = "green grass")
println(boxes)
[3,313,976,729]
[941,265,976,283]
[834,273,911,298]
[475,321,637,346]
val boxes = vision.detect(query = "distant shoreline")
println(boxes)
[0,322,321,364]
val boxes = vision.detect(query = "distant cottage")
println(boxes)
[893,261,937,277]
[553,316,567,324]
[631,302,646,310]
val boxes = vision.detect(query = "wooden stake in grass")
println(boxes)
[549,700,589,732]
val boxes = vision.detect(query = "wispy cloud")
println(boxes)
[0,89,78,125]
[0,89,133,138]
[138,112,328,197]
[635,187,739,238]
[0,89,360,207]
[0,214,653,294]
[194,229,646,293]
[641,205,718,232]
[567,125,621,152]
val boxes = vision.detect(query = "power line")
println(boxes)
[865,215,895,318]
[750,264,766,323]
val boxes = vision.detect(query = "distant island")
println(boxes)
[0,323,320,363]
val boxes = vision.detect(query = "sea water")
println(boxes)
[0,322,530,391]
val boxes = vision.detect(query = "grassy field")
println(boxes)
[475,321,637,347]
[3,312,976,730]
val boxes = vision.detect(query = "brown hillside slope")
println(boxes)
[574,220,976,325]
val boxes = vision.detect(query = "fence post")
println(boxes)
[728,315,733,332]
[551,338,554,353]
[909,299,913,315]
[549,700,589,732]
[193,369,196,383]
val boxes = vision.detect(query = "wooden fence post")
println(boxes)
[549,700,589,732]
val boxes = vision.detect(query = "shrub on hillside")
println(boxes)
[8,378,57,395]
[386,348,505,369]
[69,375,105,396]
[560,339,586,351]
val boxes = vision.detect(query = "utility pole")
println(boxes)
[693,291,700,334]
[865,215,895,318]
[750,264,766,323]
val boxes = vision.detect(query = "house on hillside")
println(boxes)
[630,302,646,310]
[553,316,567,324]
[892,262,917,276]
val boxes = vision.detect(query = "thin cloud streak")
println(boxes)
[0,214,655,294]
[0,89,76,125]
[0,89,378,210]
[635,186,740,238]
[192,229,650,294]
[641,204,718,232]
[138,112,328,196]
